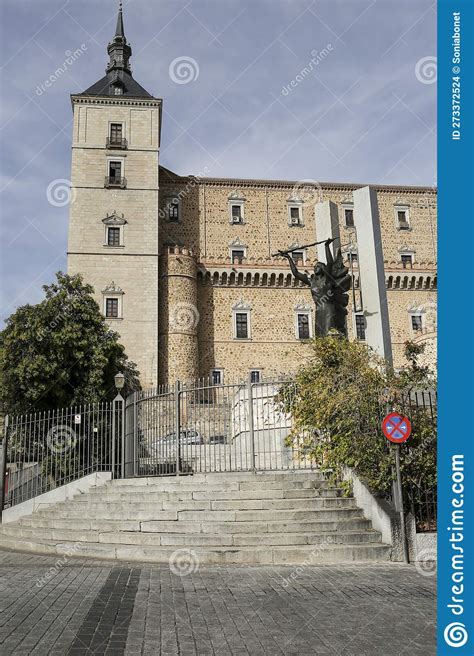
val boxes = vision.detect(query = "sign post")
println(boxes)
[382,412,412,564]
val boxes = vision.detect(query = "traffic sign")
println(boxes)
[382,412,411,443]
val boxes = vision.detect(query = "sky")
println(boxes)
[0,0,437,326]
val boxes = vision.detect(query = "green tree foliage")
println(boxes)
[280,333,436,498]
[0,272,140,414]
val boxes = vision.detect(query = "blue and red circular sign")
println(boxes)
[382,412,411,443]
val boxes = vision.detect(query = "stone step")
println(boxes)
[90,472,327,488]
[0,533,391,565]
[74,487,344,502]
[0,525,381,547]
[35,507,363,523]
[49,497,356,514]
[17,516,372,534]
[87,479,330,495]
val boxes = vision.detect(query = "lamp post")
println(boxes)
[112,373,125,479]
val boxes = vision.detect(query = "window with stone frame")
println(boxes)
[110,123,123,144]
[231,204,243,224]
[109,161,122,182]
[167,197,180,222]
[250,370,261,383]
[235,312,249,339]
[107,226,121,246]
[211,369,223,385]
[291,250,304,264]
[401,253,413,269]
[397,210,410,230]
[231,249,245,264]
[289,206,302,226]
[105,298,119,318]
[297,313,310,339]
[344,208,354,227]
[411,314,423,333]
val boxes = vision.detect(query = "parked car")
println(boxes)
[208,435,227,444]
[148,429,203,456]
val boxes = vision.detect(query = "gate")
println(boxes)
[124,377,316,476]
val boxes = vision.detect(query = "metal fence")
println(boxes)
[124,377,316,477]
[0,381,437,532]
[0,400,122,510]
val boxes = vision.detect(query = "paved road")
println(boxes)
[0,549,435,655]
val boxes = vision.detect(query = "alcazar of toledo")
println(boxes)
[67,7,437,388]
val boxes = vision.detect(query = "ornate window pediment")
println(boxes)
[228,190,246,202]
[232,299,252,311]
[102,281,124,295]
[102,211,127,226]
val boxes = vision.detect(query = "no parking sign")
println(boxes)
[382,412,411,444]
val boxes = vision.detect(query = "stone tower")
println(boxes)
[67,3,162,387]
[159,246,199,384]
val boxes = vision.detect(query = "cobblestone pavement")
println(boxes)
[0,549,436,655]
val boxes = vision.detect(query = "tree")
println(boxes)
[279,333,436,499]
[0,272,140,415]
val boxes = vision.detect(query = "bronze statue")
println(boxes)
[278,239,351,336]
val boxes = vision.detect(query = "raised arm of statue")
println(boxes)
[324,238,335,269]
[279,251,310,286]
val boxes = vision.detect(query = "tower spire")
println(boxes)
[115,1,125,39]
[107,0,132,74]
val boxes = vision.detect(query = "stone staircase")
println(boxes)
[0,471,391,564]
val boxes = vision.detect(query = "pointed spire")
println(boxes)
[115,1,125,40]
[107,0,132,74]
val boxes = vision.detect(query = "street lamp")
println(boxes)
[114,372,125,391]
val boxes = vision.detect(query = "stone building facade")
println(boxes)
[67,6,437,388]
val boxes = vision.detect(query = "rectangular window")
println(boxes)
[401,254,413,268]
[110,123,122,142]
[297,313,310,339]
[235,313,249,339]
[398,210,409,229]
[344,208,354,227]
[250,370,261,383]
[231,205,242,223]
[289,206,301,225]
[411,315,423,332]
[109,161,122,182]
[291,250,304,264]
[348,252,358,263]
[211,369,222,385]
[107,227,121,246]
[355,315,365,340]
[231,249,245,264]
[105,298,119,318]
[168,199,179,222]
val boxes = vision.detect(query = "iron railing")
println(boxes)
[104,176,127,188]
[0,398,124,510]
[124,377,316,477]
[106,137,128,149]
[0,381,437,531]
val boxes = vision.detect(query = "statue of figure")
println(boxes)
[279,238,351,336]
